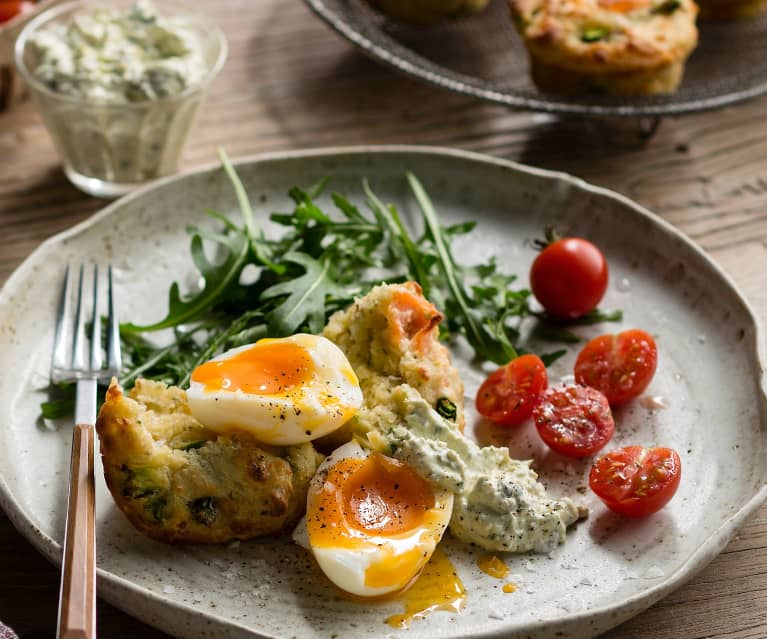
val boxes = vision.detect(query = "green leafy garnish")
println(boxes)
[581,27,609,42]
[178,440,207,451]
[42,153,623,416]
[436,398,458,421]
[262,252,344,335]
[41,397,75,419]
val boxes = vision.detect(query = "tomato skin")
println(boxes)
[529,237,608,320]
[532,384,614,458]
[0,1,35,24]
[574,329,658,405]
[475,354,548,426]
[589,446,681,517]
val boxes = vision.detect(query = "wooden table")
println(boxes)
[2,1,767,637]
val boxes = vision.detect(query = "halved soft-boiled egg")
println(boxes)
[186,334,362,445]
[294,440,454,597]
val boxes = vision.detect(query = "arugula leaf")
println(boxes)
[571,309,623,325]
[363,179,431,297]
[406,172,518,365]
[41,397,75,420]
[218,149,280,272]
[261,252,344,335]
[121,229,249,333]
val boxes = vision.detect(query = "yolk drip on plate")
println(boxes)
[477,555,509,579]
[191,339,314,394]
[386,548,466,629]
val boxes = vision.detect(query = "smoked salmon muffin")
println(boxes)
[322,281,465,443]
[509,0,699,95]
[96,378,323,543]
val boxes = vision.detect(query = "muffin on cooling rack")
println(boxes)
[696,0,766,20]
[509,0,699,96]
[367,0,490,24]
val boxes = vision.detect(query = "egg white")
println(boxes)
[294,440,454,597]
[186,334,362,445]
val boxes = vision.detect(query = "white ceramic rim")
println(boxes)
[1,145,765,638]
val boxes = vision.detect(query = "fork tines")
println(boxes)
[51,264,121,384]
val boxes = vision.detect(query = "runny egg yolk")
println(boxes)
[300,440,453,599]
[310,453,435,546]
[191,339,314,394]
[342,454,435,536]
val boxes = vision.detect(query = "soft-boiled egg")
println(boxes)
[186,334,362,445]
[294,440,453,597]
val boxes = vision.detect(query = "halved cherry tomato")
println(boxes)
[529,237,608,320]
[574,329,658,405]
[532,384,614,458]
[589,446,681,517]
[476,354,547,426]
[0,1,35,24]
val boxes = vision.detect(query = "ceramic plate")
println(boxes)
[1,146,766,639]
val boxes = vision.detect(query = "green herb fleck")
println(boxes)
[178,440,207,451]
[581,27,609,42]
[435,398,457,421]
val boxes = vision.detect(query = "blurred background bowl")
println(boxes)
[13,0,227,197]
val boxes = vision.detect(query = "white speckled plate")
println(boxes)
[1,146,766,639]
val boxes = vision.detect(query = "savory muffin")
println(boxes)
[696,0,766,19]
[509,0,699,95]
[96,378,323,543]
[322,281,465,443]
[367,0,490,24]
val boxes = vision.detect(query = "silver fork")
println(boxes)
[51,264,121,639]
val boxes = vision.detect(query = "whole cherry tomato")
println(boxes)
[574,328,658,405]
[532,384,614,458]
[589,446,682,517]
[530,237,608,319]
[475,353,547,426]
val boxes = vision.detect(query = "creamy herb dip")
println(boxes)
[372,386,582,553]
[29,0,206,103]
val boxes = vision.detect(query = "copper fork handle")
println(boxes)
[57,423,96,639]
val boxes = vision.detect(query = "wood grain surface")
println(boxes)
[2,1,767,637]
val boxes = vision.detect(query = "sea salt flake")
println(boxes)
[644,565,665,579]
[222,566,239,581]
[162,585,176,594]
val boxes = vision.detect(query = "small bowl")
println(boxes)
[14,0,227,198]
